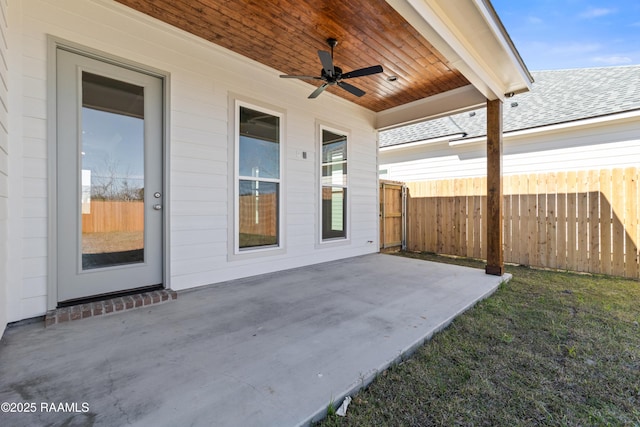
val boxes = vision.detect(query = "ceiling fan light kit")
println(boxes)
[280,38,384,99]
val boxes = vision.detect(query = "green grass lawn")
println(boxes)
[319,252,640,427]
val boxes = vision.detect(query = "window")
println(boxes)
[237,104,281,250]
[321,128,347,240]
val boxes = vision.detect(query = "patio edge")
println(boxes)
[300,272,512,426]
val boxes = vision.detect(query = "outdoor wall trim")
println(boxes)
[379,133,467,151]
[375,84,485,130]
[448,109,640,146]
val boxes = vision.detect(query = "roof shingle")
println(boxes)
[380,65,640,148]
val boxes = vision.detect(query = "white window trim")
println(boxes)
[230,97,286,258]
[317,122,351,246]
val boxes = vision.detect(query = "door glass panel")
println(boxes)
[81,72,145,270]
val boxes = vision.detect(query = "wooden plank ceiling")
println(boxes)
[116,0,471,112]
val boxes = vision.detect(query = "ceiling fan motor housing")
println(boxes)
[322,66,342,82]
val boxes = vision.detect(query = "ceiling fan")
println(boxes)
[280,38,384,99]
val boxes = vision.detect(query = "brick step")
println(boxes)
[45,289,177,327]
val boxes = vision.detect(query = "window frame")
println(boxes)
[318,123,350,244]
[233,99,285,255]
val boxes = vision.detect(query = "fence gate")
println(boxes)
[380,180,406,250]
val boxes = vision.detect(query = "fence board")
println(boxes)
[429,181,438,251]
[404,167,640,279]
[625,168,639,278]
[409,191,419,251]
[537,174,548,268]
[589,170,601,273]
[426,192,436,251]
[472,177,483,259]
[612,169,625,276]
[422,182,431,251]
[546,173,557,269]
[556,172,567,270]
[411,183,422,251]
[416,194,424,252]
[566,171,577,270]
[514,175,526,265]
[503,177,512,264]
[478,177,487,259]
[435,197,443,254]
[526,174,538,267]
[599,170,612,275]
[444,181,454,254]
[576,171,589,272]
[452,181,461,255]
[410,184,419,251]
[457,179,468,256]
[510,175,521,264]
[539,174,549,267]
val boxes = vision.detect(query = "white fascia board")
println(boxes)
[380,133,467,151]
[448,110,640,146]
[376,84,485,130]
[385,0,532,101]
[472,0,534,94]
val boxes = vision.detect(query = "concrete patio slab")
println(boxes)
[0,254,510,426]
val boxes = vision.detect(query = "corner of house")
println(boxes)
[0,0,9,340]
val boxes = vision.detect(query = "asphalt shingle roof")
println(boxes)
[379,65,640,148]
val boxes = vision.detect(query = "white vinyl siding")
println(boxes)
[5,0,379,321]
[380,117,640,182]
[0,0,8,334]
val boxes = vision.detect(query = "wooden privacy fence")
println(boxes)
[82,200,144,233]
[406,167,640,279]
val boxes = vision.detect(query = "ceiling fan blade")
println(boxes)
[318,50,334,77]
[279,75,323,80]
[341,65,384,79]
[337,81,366,97]
[309,83,329,99]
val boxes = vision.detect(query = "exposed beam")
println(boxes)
[485,98,504,276]
[375,84,485,130]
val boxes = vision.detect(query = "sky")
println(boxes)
[491,0,640,71]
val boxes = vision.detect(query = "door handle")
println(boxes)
[153,204,162,210]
